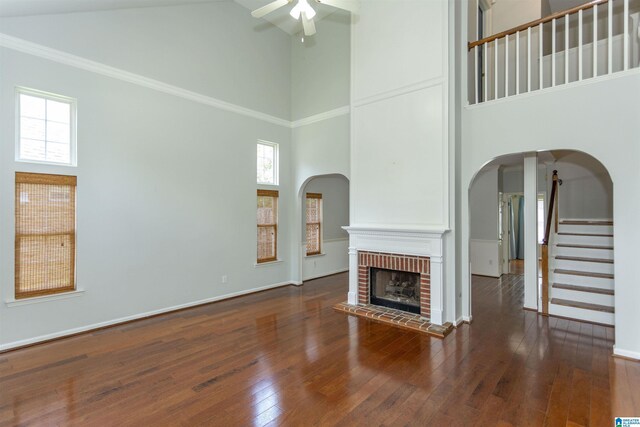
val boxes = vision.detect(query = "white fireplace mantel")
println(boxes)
[343,226,448,325]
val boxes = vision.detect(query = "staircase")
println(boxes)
[548,219,615,325]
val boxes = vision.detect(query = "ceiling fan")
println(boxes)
[251,0,358,36]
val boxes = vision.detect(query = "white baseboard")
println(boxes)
[302,268,349,282]
[0,280,296,352]
[613,346,640,361]
[462,315,473,323]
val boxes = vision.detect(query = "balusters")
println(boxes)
[527,27,532,92]
[624,0,629,70]
[594,4,598,78]
[494,39,498,100]
[516,31,520,95]
[579,9,583,81]
[565,14,569,84]
[505,35,509,97]
[608,0,613,74]
[539,23,543,90]
[552,18,557,87]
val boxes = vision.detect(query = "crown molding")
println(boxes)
[0,32,291,128]
[291,105,350,128]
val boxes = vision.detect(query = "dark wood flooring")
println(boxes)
[0,272,638,426]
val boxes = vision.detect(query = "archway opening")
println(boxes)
[468,150,614,326]
[298,174,350,282]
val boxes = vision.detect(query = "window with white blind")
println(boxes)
[15,172,77,299]
[257,189,278,263]
[17,88,77,166]
[305,193,322,256]
[257,141,278,185]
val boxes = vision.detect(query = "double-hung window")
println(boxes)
[257,190,278,263]
[305,193,322,256]
[15,172,77,299]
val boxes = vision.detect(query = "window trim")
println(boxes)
[305,192,322,256]
[16,87,78,167]
[256,140,279,186]
[257,189,279,264]
[15,172,78,300]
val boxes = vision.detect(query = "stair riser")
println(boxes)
[552,259,614,274]
[558,224,613,234]
[551,288,615,306]
[553,247,614,259]
[555,234,613,246]
[551,273,614,290]
[549,304,614,325]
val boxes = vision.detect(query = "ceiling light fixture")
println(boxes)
[290,0,316,20]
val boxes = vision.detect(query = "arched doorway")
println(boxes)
[467,150,614,326]
[297,174,350,282]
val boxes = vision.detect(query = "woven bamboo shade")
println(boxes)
[305,193,322,256]
[257,189,278,263]
[15,172,77,299]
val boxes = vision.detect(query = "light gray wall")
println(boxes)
[303,175,349,241]
[553,152,613,219]
[469,167,499,240]
[291,11,350,120]
[0,2,292,119]
[0,4,293,348]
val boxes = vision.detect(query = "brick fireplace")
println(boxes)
[343,226,446,325]
[357,251,430,318]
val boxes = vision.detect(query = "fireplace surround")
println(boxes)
[343,226,446,325]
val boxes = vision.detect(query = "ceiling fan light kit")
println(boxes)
[251,0,358,37]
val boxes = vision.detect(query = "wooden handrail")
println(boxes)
[468,0,609,50]
[541,170,560,315]
[543,171,559,245]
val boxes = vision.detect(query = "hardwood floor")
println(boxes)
[0,272,638,426]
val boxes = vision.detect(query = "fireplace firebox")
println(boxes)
[370,267,420,314]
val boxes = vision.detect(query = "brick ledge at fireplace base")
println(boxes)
[333,302,454,338]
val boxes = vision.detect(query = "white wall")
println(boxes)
[291,12,350,121]
[553,151,613,219]
[301,175,349,280]
[460,72,640,358]
[0,4,294,349]
[489,0,542,34]
[351,0,449,230]
[290,14,351,283]
[0,2,292,119]
[469,167,500,276]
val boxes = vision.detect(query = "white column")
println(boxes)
[430,255,444,325]
[524,153,539,310]
[347,243,358,305]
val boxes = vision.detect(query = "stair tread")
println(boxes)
[557,232,614,237]
[556,244,614,250]
[552,283,614,295]
[551,298,614,313]
[555,255,613,264]
[554,269,614,279]
[559,220,613,226]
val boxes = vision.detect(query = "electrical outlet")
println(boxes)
[221,275,228,284]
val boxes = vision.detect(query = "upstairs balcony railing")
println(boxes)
[468,0,640,105]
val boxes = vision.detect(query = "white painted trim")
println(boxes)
[5,289,85,307]
[353,76,446,108]
[0,281,295,352]
[254,259,284,267]
[462,315,473,323]
[613,346,640,361]
[291,106,350,128]
[0,33,290,128]
[303,268,349,282]
[466,67,640,110]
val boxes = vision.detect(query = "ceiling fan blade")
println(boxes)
[301,11,316,36]
[314,0,358,13]
[251,0,289,18]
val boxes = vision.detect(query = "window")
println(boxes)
[257,189,278,263]
[15,172,77,299]
[17,88,76,166]
[257,141,278,185]
[305,193,322,256]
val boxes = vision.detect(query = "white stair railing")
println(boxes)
[469,0,640,105]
